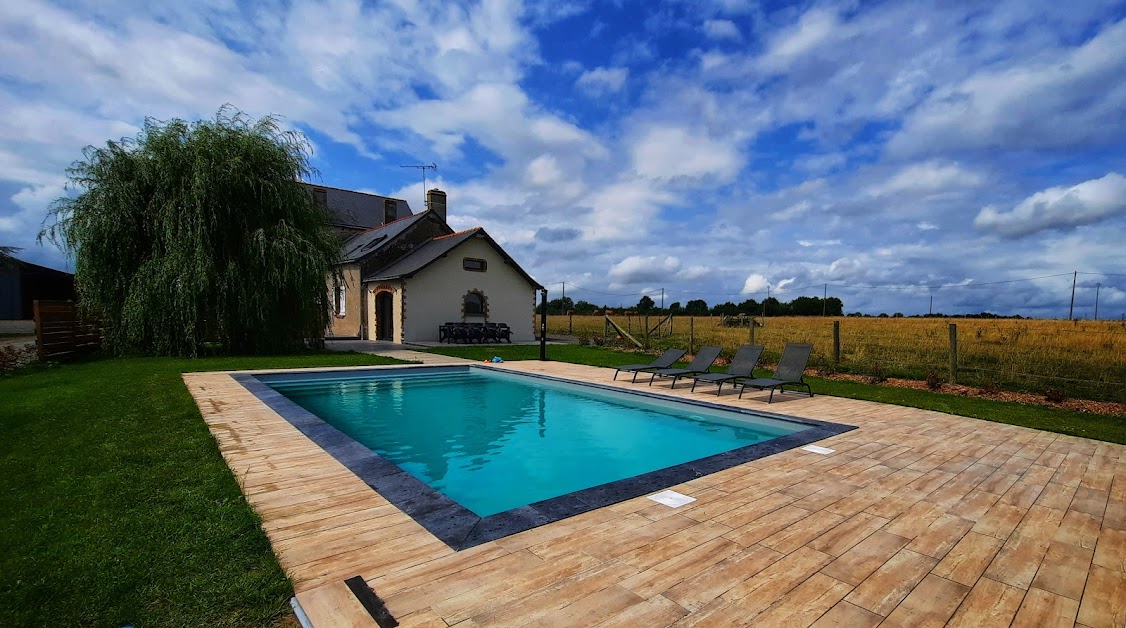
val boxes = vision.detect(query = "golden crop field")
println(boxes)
[548,314,1126,403]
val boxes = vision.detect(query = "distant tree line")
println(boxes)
[544,295,845,317]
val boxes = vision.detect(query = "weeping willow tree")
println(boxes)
[0,246,18,269]
[40,107,341,356]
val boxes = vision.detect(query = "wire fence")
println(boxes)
[548,315,1126,403]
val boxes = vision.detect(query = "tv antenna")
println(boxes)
[400,163,437,209]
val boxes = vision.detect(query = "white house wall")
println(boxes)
[403,237,536,342]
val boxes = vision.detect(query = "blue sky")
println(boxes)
[1,0,1125,317]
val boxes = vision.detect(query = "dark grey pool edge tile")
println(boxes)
[231,367,857,552]
[232,373,485,549]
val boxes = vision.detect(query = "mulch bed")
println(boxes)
[821,372,1126,417]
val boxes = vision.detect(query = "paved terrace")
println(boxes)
[184,356,1125,627]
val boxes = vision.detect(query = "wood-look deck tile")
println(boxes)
[620,537,738,599]
[751,572,853,626]
[182,364,1126,627]
[1093,527,1126,573]
[468,561,639,627]
[843,548,936,616]
[722,504,812,547]
[524,584,645,628]
[820,530,911,586]
[382,549,543,618]
[810,600,883,627]
[593,594,688,627]
[879,574,970,627]
[294,580,378,628]
[430,553,603,623]
[760,508,846,554]
[663,543,783,612]
[905,513,976,560]
[946,577,1025,627]
[1030,541,1093,601]
[616,521,733,573]
[1076,565,1126,627]
[807,511,889,557]
[1011,587,1080,627]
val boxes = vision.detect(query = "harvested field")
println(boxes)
[549,316,1126,404]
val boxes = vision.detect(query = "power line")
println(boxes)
[540,271,1118,303]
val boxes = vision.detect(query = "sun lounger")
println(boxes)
[737,343,814,402]
[648,346,723,388]
[613,348,688,383]
[690,345,764,395]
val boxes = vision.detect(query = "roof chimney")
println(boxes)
[427,188,447,223]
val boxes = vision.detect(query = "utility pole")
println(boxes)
[1095,283,1101,320]
[1068,271,1077,320]
[823,284,827,316]
[661,288,664,310]
[929,295,933,316]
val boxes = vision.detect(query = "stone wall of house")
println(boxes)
[326,263,362,337]
[402,237,536,342]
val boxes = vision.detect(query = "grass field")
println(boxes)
[547,315,1126,403]
[0,352,406,627]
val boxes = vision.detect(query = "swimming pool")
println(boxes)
[240,365,854,549]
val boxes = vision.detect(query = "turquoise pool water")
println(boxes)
[268,368,807,517]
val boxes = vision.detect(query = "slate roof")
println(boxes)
[365,228,543,289]
[302,182,413,230]
[339,211,433,263]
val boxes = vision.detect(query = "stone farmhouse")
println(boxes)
[307,184,542,343]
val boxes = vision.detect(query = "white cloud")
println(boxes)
[867,161,983,197]
[575,67,629,95]
[917,222,939,230]
[702,19,741,41]
[975,172,1126,238]
[630,127,742,181]
[757,8,843,73]
[888,18,1126,156]
[741,273,769,294]
[608,255,682,284]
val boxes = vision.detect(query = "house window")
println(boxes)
[333,282,346,317]
[463,258,487,272]
[313,188,327,206]
[463,291,485,316]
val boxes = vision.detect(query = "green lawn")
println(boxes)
[0,352,406,627]
[428,344,1126,445]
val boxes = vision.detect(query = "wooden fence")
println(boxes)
[33,300,101,361]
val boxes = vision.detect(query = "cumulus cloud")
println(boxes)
[702,19,741,41]
[608,255,682,284]
[630,127,742,181]
[975,172,1126,238]
[575,67,629,95]
[741,273,769,294]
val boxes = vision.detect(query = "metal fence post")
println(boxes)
[948,323,958,384]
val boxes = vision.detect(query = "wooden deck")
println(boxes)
[184,360,1126,627]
